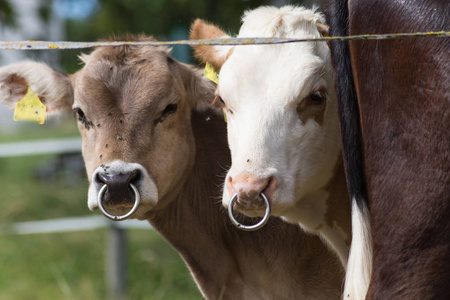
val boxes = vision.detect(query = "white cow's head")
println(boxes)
[0,36,216,220]
[191,6,341,220]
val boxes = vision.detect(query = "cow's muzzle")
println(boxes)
[98,183,141,221]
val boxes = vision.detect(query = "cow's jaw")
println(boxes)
[87,160,158,220]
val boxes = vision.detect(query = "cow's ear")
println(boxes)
[0,61,74,118]
[190,19,234,72]
[179,62,217,112]
[316,23,329,37]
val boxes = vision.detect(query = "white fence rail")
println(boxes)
[0,137,82,157]
[7,215,150,235]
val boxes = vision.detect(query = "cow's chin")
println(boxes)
[100,203,155,220]
[225,190,297,219]
[234,207,266,218]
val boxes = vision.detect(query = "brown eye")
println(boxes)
[73,107,93,129]
[73,108,87,124]
[162,103,178,117]
[213,95,225,109]
[309,92,325,103]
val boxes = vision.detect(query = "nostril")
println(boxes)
[226,175,235,195]
[262,176,277,197]
[96,172,109,185]
[129,169,141,185]
[95,169,141,187]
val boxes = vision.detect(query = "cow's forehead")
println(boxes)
[219,44,327,108]
[81,45,172,80]
[74,46,176,113]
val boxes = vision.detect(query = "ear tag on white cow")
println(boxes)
[204,62,219,84]
[14,87,46,125]
[205,63,226,122]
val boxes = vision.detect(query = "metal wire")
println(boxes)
[0,31,448,50]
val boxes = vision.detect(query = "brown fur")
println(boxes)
[325,0,450,298]
[350,2,450,296]
[190,19,232,72]
[75,42,346,299]
[324,161,352,246]
[316,23,329,37]
[296,92,327,125]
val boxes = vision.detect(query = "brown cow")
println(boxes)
[0,36,345,299]
[324,0,450,299]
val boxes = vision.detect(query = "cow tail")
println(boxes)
[344,198,372,299]
[324,1,372,299]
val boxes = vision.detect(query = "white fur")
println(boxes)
[220,6,339,211]
[213,34,234,59]
[344,199,372,299]
[281,189,349,267]
[218,5,348,264]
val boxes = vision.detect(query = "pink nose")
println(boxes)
[226,172,277,210]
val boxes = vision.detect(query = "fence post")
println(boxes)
[105,221,127,300]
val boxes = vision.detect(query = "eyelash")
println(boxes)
[73,108,87,124]
[213,95,234,115]
[309,91,326,103]
[73,107,93,129]
[213,95,225,108]
[162,103,178,117]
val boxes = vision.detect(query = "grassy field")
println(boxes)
[0,119,202,299]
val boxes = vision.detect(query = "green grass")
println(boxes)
[0,120,202,299]
[0,230,202,300]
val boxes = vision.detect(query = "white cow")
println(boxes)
[191,5,352,269]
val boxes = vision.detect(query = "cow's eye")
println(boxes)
[309,91,325,103]
[73,107,93,129]
[162,103,178,117]
[73,108,87,124]
[213,95,225,109]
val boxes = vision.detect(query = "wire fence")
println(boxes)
[0,31,449,50]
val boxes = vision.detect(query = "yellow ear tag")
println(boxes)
[14,87,46,125]
[223,110,227,123]
[204,62,219,84]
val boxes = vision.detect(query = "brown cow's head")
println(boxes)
[0,36,216,219]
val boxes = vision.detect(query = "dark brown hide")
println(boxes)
[325,0,450,298]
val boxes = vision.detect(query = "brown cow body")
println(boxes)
[325,0,450,298]
[0,37,344,299]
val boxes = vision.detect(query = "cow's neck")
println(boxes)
[283,158,352,268]
[320,161,351,267]
[147,109,246,298]
[147,110,344,299]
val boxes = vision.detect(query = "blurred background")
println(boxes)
[0,0,322,299]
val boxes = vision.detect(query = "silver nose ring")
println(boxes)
[228,192,271,231]
[97,183,141,221]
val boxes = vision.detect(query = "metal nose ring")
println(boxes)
[97,183,141,221]
[228,192,271,231]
